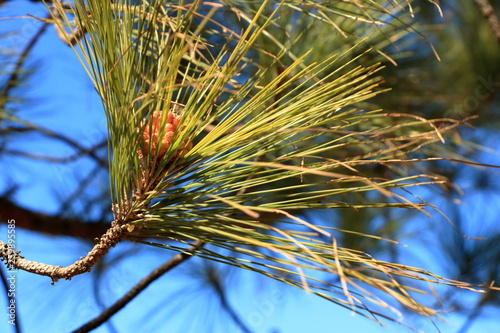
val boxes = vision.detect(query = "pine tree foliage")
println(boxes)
[49,0,496,324]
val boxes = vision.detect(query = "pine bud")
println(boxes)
[139,110,192,162]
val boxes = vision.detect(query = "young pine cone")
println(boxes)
[139,110,192,162]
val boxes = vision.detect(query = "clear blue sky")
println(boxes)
[1,1,500,333]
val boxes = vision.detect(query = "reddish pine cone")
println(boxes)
[140,110,192,161]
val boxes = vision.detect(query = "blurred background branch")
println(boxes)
[474,0,500,43]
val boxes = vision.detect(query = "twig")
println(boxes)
[0,223,128,283]
[2,140,107,165]
[211,272,253,333]
[474,0,500,43]
[0,267,21,333]
[52,0,87,46]
[91,262,120,333]
[0,19,49,109]
[58,163,105,215]
[71,240,204,333]
[0,127,108,167]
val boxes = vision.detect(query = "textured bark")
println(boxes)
[0,223,128,283]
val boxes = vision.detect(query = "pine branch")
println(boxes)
[0,223,128,283]
[11,0,497,325]
[71,240,204,333]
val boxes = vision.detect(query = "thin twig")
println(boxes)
[0,267,21,333]
[91,262,120,333]
[2,140,107,165]
[52,0,87,46]
[0,127,108,167]
[474,0,500,43]
[0,19,50,109]
[71,240,204,333]
[211,273,253,333]
[58,163,105,216]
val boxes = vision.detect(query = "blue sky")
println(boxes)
[1,1,500,333]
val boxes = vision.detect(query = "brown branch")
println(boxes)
[0,197,110,239]
[52,0,87,46]
[0,127,108,167]
[71,240,204,333]
[0,267,21,333]
[2,140,107,165]
[0,197,186,241]
[0,18,50,109]
[474,0,500,43]
[0,223,128,283]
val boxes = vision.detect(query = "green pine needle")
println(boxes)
[51,0,495,324]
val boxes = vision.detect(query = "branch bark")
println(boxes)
[0,223,128,283]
